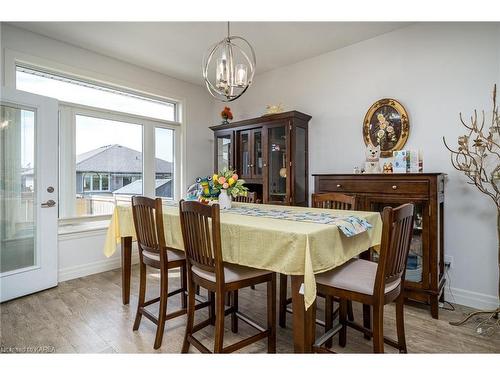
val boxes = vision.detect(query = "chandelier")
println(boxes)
[202,22,256,102]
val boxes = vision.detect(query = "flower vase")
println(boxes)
[218,189,232,209]
[221,118,229,125]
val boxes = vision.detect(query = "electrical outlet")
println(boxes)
[444,255,453,269]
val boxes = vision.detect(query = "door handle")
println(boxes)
[41,199,56,208]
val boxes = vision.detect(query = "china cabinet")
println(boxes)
[313,173,446,319]
[210,111,311,206]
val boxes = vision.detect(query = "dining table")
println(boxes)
[103,201,382,353]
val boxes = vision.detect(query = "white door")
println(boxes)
[0,87,59,302]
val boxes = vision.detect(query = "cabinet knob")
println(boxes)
[392,185,398,190]
[336,184,342,188]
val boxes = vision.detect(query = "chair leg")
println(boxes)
[372,303,384,353]
[133,262,146,331]
[324,295,334,348]
[154,266,169,350]
[267,273,277,353]
[209,291,216,326]
[339,298,348,347]
[180,265,187,309]
[231,290,239,333]
[278,273,288,328]
[395,295,407,353]
[362,304,371,340]
[182,278,196,353]
[214,291,226,353]
[347,300,354,322]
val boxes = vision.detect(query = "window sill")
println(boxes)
[58,218,111,236]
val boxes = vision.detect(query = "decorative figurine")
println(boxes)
[195,176,219,202]
[364,144,382,173]
[265,103,284,115]
[383,162,393,174]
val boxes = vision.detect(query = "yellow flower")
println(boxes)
[228,177,235,186]
[212,174,218,182]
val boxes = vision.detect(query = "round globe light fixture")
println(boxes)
[202,22,256,102]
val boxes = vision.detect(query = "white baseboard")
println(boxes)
[58,254,139,282]
[447,287,498,310]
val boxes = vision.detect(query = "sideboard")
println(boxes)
[313,173,446,319]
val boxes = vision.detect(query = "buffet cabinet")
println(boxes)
[313,173,446,319]
[210,111,311,206]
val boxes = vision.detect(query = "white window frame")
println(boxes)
[4,49,185,222]
[59,103,181,219]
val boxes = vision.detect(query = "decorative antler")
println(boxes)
[443,85,500,331]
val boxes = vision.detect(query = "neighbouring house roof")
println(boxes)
[76,144,172,174]
[112,178,172,195]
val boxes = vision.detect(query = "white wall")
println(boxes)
[224,23,500,309]
[1,23,214,281]
[1,23,214,189]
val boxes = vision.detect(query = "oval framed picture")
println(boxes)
[363,98,409,158]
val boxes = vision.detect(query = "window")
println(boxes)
[155,127,174,199]
[16,66,177,122]
[16,65,181,219]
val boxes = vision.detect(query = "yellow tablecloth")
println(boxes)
[104,202,382,310]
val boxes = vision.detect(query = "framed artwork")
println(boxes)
[363,98,409,157]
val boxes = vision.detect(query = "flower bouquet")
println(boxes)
[212,169,248,209]
[220,106,233,125]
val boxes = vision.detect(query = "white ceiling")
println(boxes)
[11,22,411,85]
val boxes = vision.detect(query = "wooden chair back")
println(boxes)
[312,193,357,210]
[233,191,257,203]
[131,196,167,257]
[375,203,414,295]
[179,200,224,280]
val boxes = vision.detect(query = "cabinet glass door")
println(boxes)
[239,131,251,178]
[216,134,232,171]
[267,125,288,204]
[368,200,427,287]
[253,129,263,178]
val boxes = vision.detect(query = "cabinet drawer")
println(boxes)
[318,178,429,195]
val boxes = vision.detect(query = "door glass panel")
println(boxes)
[370,201,424,283]
[268,126,287,203]
[0,105,36,273]
[216,135,231,171]
[294,126,306,205]
[253,130,263,176]
[240,132,250,176]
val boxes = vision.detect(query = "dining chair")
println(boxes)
[233,191,257,203]
[179,200,277,353]
[131,196,188,349]
[313,203,414,353]
[233,191,258,291]
[279,192,357,331]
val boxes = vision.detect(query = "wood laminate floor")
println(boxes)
[1,266,499,353]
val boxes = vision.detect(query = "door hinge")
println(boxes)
[289,121,292,130]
